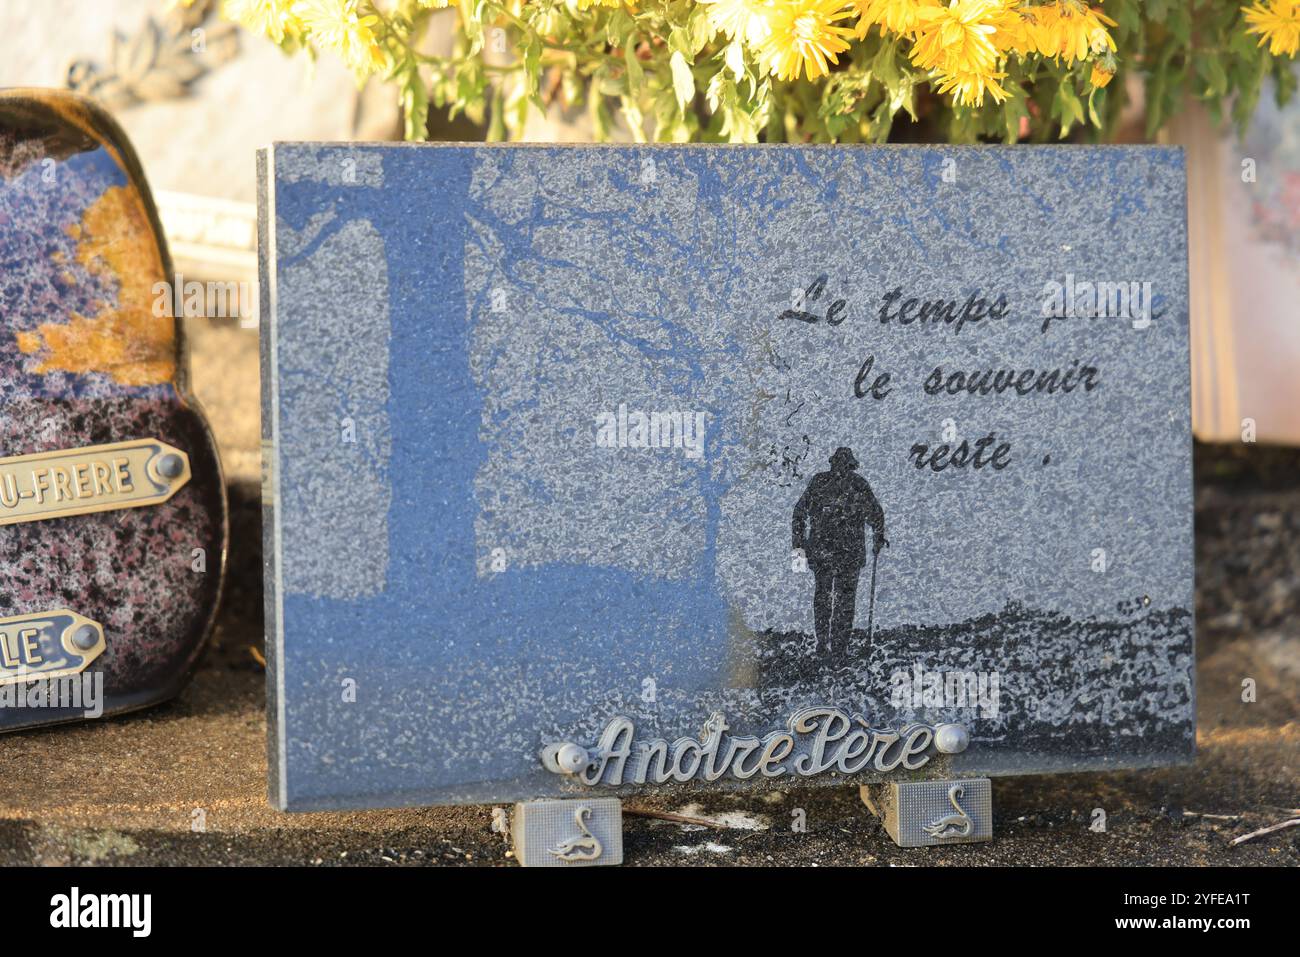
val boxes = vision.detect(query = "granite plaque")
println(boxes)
[258,144,1193,811]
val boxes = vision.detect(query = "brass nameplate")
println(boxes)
[0,609,105,686]
[0,439,190,526]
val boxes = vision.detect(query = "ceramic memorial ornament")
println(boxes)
[259,144,1193,858]
[0,89,227,730]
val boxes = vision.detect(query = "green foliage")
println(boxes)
[269,1,1297,143]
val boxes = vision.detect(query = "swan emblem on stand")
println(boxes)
[547,805,603,862]
[923,784,974,839]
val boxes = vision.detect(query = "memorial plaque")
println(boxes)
[0,439,191,526]
[0,609,105,686]
[259,144,1193,811]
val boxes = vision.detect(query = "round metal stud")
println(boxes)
[71,624,99,651]
[933,723,970,755]
[554,743,590,775]
[157,453,184,479]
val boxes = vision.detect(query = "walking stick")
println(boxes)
[866,539,886,644]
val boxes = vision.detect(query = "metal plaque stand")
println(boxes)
[861,779,993,847]
[511,798,624,867]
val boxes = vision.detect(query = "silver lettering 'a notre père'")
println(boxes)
[548,707,941,786]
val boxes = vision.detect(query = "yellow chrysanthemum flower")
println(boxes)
[699,0,776,47]
[1089,62,1115,87]
[1023,2,1116,66]
[850,0,924,39]
[757,0,855,81]
[1243,0,1300,57]
[223,0,300,44]
[294,0,386,76]
[935,65,1008,105]
[909,1,1024,106]
[575,0,628,9]
[910,0,1004,77]
[985,0,1030,53]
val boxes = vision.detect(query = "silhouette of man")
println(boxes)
[791,447,887,656]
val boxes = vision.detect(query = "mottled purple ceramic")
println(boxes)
[0,89,226,729]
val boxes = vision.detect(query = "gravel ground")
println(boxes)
[0,443,1296,867]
